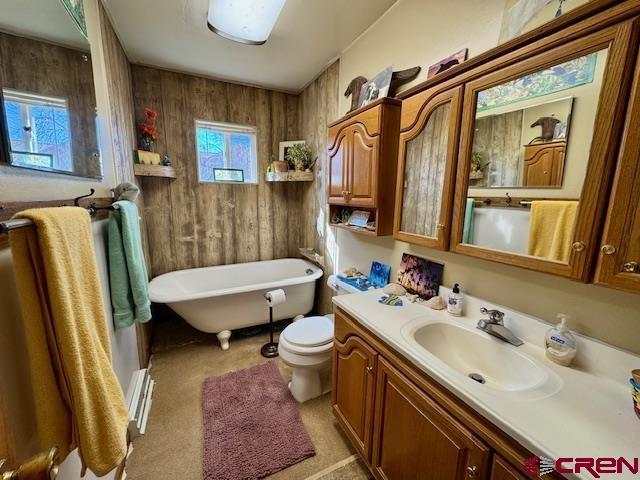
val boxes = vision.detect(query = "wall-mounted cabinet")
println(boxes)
[594,49,640,293]
[393,86,462,249]
[391,7,640,293]
[327,98,401,236]
[451,24,637,282]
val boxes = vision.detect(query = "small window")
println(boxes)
[3,88,73,172]
[196,120,258,184]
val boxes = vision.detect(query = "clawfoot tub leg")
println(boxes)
[216,330,231,351]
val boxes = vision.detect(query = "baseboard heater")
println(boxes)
[125,368,155,438]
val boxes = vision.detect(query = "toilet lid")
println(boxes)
[282,316,333,348]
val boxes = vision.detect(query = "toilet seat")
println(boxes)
[282,316,333,347]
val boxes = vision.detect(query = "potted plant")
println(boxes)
[138,108,158,152]
[285,143,313,172]
[469,152,487,180]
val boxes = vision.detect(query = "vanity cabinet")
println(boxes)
[327,98,401,236]
[332,335,378,461]
[332,308,561,480]
[491,456,528,480]
[372,357,489,480]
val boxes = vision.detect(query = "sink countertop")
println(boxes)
[333,288,640,480]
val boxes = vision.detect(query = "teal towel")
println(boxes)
[108,200,151,329]
[462,198,475,244]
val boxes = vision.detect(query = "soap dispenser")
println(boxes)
[545,314,578,366]
[447,284,464,316]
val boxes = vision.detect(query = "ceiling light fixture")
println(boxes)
[207,0,286,45]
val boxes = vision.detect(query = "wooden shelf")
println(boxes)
[329,222,377,236]
[134,164,176,179]
[266,171,314,182]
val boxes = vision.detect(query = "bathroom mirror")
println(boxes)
[0,0,102,178]
[460,48,608,263]
[394,87,461,249]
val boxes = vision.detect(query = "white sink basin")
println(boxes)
[409,322,551,393]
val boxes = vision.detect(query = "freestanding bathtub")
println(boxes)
[148,258,323,350]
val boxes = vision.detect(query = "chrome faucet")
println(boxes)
[476,307,523,347]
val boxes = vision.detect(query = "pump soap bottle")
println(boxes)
[447,284,464,316]
[545,314,578,366]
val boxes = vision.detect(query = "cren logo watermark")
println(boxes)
[522,456,640,478]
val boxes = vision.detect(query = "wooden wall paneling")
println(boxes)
[298,62,340,314]
[132,66,176,277]
[131,66,301,279]
[473,110,524,188]
[255,89,275,261]
[98,4,137,184]
[269,91,292,260]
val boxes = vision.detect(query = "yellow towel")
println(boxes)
[527,200,579,262]
[9,207,128,476]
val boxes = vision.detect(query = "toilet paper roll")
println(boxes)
[264,288,286,307]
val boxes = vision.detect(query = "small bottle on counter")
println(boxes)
[447,283,464,316]
[545,314,578,366]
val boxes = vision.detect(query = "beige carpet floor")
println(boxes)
[126,319,371,480]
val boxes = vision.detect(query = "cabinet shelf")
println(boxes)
[134,164,176,179]
[330,222,377,236]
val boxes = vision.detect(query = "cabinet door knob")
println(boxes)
[601,244,616,255]
[437,223,446,230]
[365,366,374,374]
[466,465,478,478]
[572,241,586,252]
[623,261,639,273]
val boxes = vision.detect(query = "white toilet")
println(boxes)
[278,275,359,402]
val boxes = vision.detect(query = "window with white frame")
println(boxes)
[3,88,73,172]
[196,120,258,183]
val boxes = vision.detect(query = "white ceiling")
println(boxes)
[103,0,397,92]
[0,0,89,50]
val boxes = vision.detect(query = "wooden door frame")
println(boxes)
[393,86,463,250]
[450,20,640,282]
[593,45,640,292]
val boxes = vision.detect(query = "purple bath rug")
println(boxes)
[202,361,316,480]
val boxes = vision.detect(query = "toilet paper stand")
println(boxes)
[261,293,279,358]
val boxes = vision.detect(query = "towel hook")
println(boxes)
[73,189,96,206]
[505,192,512,206]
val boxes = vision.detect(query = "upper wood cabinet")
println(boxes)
[450,23,639,282]
[594,48,640,293]
[393,86,462,249]
[522,141,566,187]
[328,98,401,236]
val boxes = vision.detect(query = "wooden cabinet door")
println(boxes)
[332,335,378,461]
[348,123,378,207]
[328,127,350,205]
[523,142,566,186]
[372,358,489,480]
[594,50,640,293]
[394,86,462,250]
[491,456,527,480]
